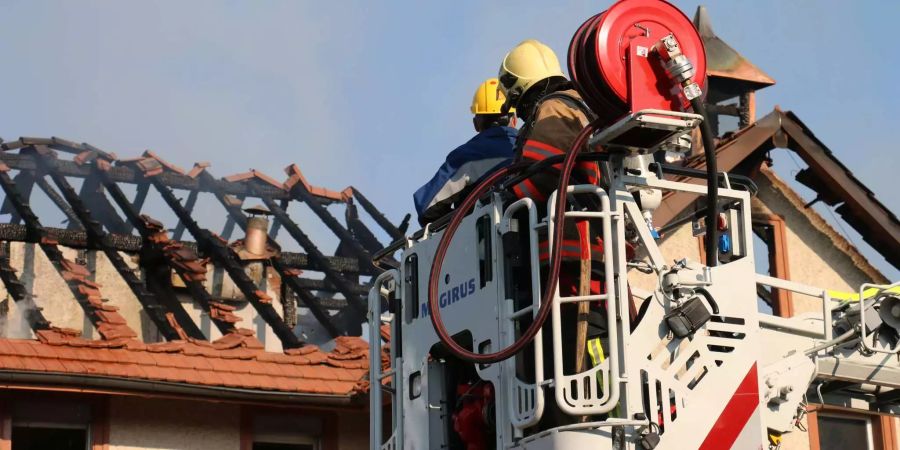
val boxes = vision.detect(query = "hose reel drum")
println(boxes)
[569,0,707,153]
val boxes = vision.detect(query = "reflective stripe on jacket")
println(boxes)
[511,89,603,263]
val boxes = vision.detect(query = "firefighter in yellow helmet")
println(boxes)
[499,39,612,427]
[413,78,518,226]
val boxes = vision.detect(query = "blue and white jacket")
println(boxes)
[414,126,517,226]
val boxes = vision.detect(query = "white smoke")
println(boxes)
[0,295,37,339]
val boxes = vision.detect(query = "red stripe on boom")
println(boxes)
[698,363,760,450]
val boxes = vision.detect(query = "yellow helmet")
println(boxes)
[498,39,565,107]
[470,78,512,115]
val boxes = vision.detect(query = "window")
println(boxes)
[246,412,322,450]
[12,425,87,450]
[816,414,873,450]
[751,215,792,316]
[752,227,775,315]
[404,253,419,323]
[476,214,493,288]
[807,405,898,450]
[6,399,94,450]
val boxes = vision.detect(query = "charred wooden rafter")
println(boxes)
[0,222,366,276]
[198,171,344,337]
[29,147,201,341]
[148,175,303,348]
[0,165,137,340]
[33,177,81,229]
[349,187,408,240]
[124,183,150,235]
[0,136,404,341]
[0,243,51,331]
[76,173,130,235]
[0,171,35,225]
[172,190,199,241]
[256,191,368,317]
[287,183,377,274]
[0,145,292,201]
[94,164,238,336]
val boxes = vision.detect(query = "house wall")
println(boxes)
[108,397,241,450]
[0,392,367,450]
[752,173,874,315]
[336,410,370,450]
[108,397,369,450]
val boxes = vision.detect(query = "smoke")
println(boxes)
[0,293,38,340]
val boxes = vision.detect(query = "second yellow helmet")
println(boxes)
[470,78,514,115]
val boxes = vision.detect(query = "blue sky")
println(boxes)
[0,0,896,279]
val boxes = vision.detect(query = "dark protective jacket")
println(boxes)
[511,89,603,262]
[414,126,517,226]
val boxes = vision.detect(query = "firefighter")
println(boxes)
[413,78,517,226]
[498,39,609,425]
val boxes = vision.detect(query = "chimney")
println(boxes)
[243,205,271,257]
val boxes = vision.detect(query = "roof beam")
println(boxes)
[0,167,137,340]
[780,113,900,268]
[95,165,236,336]
[0,243,51,332]
[31,148,196,341]
[0,223,368,274]
[256,191,368,317]
[0,171,35,225]
[198,171,344,337]
[149,175,303,348]
[349,187,407,241]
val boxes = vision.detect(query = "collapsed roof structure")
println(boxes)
[0,139,407,402]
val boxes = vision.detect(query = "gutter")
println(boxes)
[0,370,356,406]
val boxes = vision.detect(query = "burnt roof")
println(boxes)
[657,108,899,272]
[0,137,407,347]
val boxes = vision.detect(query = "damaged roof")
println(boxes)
[657,108,899,273]
[0,138,405,403]
[0,137,408,342]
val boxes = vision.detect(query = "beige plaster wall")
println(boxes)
[91,250,156,341]
[108,397,241,450]
[780,417,811,449]
[753,174,874,315]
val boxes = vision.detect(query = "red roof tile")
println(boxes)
[0,334,372,397]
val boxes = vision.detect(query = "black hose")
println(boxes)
[690,97,719,267]
[694,287,720,315]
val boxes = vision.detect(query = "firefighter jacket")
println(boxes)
[511,89,604,263]
[414,126,517,226]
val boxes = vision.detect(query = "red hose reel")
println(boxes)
[568,0,707,124]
